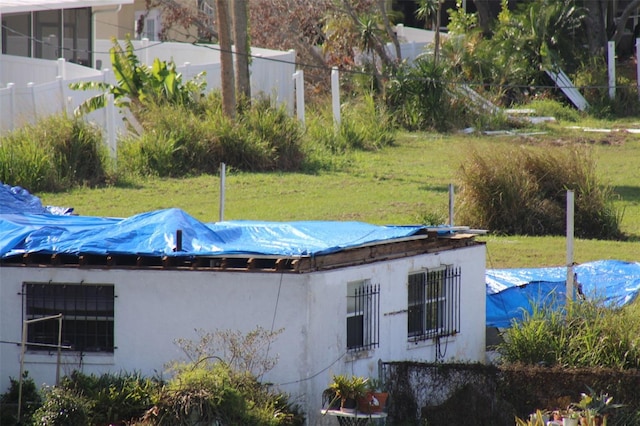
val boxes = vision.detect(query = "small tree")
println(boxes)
[69,37,206,117]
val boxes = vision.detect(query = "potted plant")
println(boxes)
[327,374,368,413]
[357,377,389,414]
[573,387,624,426]
[561,408,580,426]
[516,409,551,426]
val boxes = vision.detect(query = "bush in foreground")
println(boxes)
[498,298,640,369]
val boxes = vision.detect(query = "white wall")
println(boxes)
[0,243,485,425]
[306,245,486,424]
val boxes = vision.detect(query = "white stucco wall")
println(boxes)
[0,243,485,425]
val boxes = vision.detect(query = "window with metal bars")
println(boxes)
[346,280,380,351]
[23,282,114,353]
[407,266,461,342]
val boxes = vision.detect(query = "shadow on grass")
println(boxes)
[417,184,450,192]
[613,185,640,202]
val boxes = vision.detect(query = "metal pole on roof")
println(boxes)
[219,163,226,222]
[448,183,454,227]
[566,190,575,303]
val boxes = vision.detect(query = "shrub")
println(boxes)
[150,327,305,426]
[457,145,623,238]
[149,362,304,426]
[119,94,306,176]
[60,371,159,425]
[498,298,640,369]
[385,58,452,132]
[0,371,42,426]
[31,386,93,426]
[0,115,109,192]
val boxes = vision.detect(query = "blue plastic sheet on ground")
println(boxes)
[0,183,73,215]
[486,260,640,328]
[0,184,434,258]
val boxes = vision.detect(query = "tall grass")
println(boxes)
[119,92,394,177]
[498,299,640,369]
[0,115,109,192]
[457,144,623,239]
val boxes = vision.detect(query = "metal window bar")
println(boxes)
[408,266,461,342]
[347,283,380,351]
[24,283,114,352]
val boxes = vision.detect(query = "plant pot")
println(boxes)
[341,397,357,414]
[579,414,606,426]
[357,392,388,414]
[563,417,579,426]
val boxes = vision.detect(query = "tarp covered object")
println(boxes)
[0,184,434,258]
[486,260,640,327]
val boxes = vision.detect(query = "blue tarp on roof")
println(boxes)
[0,184,430,258]
[486,260,640,327]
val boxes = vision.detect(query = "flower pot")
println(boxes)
[563,417,579,426]
[357,392,388,414]
[341,397,358,414]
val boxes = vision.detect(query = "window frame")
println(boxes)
[346,279,380,352]
[407,265,461,342]
[23,281,115,353]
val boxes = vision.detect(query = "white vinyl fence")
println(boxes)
[0,40,296,148]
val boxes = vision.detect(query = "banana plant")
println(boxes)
[70,36,206,117]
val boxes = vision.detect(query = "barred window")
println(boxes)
[347,280,379,351]
[23,282,114,353]
[407,266,460,342]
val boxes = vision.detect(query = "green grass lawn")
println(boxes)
[38,126,640,269]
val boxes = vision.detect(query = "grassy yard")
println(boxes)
[38,126,640,269]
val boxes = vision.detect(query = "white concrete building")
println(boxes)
[0,203,486,425]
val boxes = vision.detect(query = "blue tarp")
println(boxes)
[486,260,640,327]
[0,184,432,259]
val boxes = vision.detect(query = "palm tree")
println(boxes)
[416,0,443,64]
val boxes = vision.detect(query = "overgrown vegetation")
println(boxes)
[436,0,640,117]
[457,145,623,239]
[0,328,303,426]
[0,372,42,425]
[0,115,109,192]
[498,298,640,370]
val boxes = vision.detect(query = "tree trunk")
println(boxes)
[376,0,401,64]
[434,1,441,64]
[611,0,640,44]
[231,0,251,101]
[583,0,608,56]
[215,0,236,118]
[473,0,495,35]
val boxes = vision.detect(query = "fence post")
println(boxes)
[7,83,15,131]
[57,58,66,80]
[56,76,67,115]
[293,70,305,125]
[142,38,150,66]
[331,67,341,128]
[28,82,37,124]
[636,38,640,99]
[106,93,117,164]
[608,41,616,100]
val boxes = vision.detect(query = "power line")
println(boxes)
[1,16,634,93]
